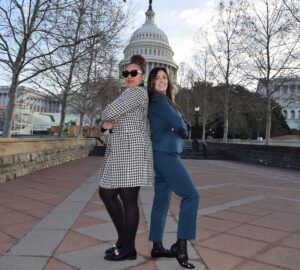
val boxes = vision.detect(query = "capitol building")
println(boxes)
[119,1,178,83]
[257,78,300,130]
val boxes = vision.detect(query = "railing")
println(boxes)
[11,122,33,135]
[227,139,300,147]
[186,138,300,147]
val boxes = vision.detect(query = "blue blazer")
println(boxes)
[148,91,188,154]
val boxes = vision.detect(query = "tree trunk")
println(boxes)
[59,94,68,138]
[3,77,19,138]
[79,113,84,137]
[265,98,272,145]
[202,118,206,140]
[223,87,229,142]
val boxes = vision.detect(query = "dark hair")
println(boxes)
[147,67,179,109]
[129,54,147,74]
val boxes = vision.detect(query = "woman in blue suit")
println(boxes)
[147,67,199,269]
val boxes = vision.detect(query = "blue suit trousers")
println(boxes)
[149,151,199,241]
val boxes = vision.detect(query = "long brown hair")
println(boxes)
[147,67,179,109]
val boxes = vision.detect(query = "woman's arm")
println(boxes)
[101,87,147,120]
[150,97,188,138]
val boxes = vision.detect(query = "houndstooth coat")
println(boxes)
[98,86,154,188]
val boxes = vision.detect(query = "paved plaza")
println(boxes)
[0,157,300,270]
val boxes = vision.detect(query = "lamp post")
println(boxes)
[192,106,200,152]
[194,106,200,139]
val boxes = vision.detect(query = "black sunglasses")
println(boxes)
[122,70,143,78]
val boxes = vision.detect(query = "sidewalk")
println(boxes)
[0,157,300,270]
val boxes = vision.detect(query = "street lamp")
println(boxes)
[192,106,200,152]
[194,106,200,138]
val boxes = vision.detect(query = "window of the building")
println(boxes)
[145,48,147,55]
[290,85,296,95]
[282,85,288,95]
[291,110,295,119]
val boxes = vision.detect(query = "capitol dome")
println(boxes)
[119,2,178,82]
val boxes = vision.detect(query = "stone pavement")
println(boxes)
[0,157,300,270]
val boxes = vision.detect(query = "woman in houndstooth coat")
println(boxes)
[98,84,153,188]
[98,55,153,261]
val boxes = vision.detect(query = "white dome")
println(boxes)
[119,3,178,84]
[129,12,169,45]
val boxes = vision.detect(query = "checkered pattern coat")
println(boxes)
[98,86,154,188]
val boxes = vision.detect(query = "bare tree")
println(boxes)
[0,0,64,137]
[240,0,300,144]
[192,40,219,140]
[201,0,245,142]
[69,56,120,137]
[36,0,128,137]
[176,62,194,122]
[283,0,300,23]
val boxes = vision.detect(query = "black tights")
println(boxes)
[99,186,140,253]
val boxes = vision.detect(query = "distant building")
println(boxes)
[257,78,300,130]
[0,86,61,134]
[0,86,61,114]
[119,2,178,84]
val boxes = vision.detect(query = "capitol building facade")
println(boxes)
[119,2,178,83]
[257,79,300,130]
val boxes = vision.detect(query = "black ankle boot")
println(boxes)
[151,241,174,258]
[170,239,195,269]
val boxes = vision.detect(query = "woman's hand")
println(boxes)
[102,120,116,130]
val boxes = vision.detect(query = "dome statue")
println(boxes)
[119,1,178,84]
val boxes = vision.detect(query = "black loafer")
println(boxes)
[171,243,195,269]
[151,248,174,258]
[104,249,137,261]
[105,244,122,255]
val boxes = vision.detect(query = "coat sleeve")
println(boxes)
[101,87,147,120]
[150,97,188,138]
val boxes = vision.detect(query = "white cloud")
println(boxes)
[170,34,196,64]
[133,10,145,26]
[178,7,214,28]
[204,0,216,8]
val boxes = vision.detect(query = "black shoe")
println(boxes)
[104,249,137,261]
[151,248,174,258]
[105,243,122,255]
[170,241,195,269]
[151,241,174,258]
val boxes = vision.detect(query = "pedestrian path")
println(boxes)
[0,157,300,269]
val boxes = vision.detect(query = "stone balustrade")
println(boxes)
[205,142,300,170]
[0,138,95,183]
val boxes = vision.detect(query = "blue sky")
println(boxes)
[125,0,215,64]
